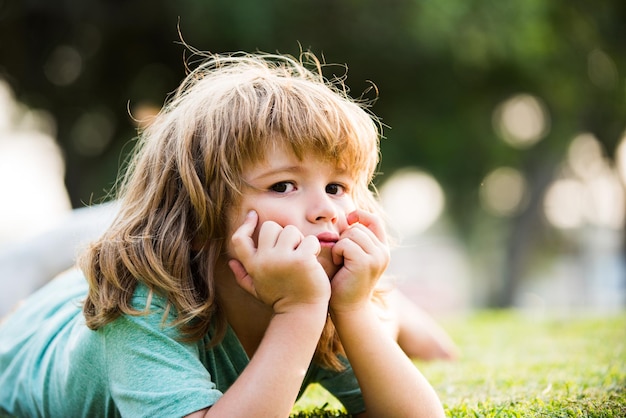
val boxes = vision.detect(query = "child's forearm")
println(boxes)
[199,304,328,418]
[331,303,445,418]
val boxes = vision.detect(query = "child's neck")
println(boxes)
[230,310,271,358]
[215,266,273,358]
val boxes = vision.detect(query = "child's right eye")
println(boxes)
[269,182,295,193]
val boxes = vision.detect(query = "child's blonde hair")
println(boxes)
[81,51,383,369]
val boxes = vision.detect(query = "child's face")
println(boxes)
[227,143,358,279]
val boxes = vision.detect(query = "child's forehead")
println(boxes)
[252,145,350,174]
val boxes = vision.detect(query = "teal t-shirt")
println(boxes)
[0,269,364,417]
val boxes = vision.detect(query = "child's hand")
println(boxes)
[329,209,390,313]
[228,211,331,314]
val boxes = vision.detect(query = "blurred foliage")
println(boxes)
[1,0,625,304]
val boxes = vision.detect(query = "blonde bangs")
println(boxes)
[169,52,381,190]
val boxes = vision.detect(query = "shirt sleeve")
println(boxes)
[100,293,222,417]
[312,356,366,415]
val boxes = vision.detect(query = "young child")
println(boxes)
[0,51,446,417]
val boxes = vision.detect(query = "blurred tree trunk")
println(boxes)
[497,158,558,307]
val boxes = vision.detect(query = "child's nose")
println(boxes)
[307,194,338,224]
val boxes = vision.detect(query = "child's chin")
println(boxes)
[318,257,342,280]
[316,247,342,279]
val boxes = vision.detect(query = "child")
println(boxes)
[0,51,446,417]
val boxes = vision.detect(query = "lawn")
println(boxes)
[292,310,626,417]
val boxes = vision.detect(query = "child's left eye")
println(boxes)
[326,183,345,196]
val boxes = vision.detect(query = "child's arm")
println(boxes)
[187,211,331,418]
[329,210,445,418]
[193,303,329,418]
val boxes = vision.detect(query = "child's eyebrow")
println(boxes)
[249,164,351,182]
[249,165,304,181]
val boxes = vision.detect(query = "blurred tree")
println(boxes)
[1,0,624,306]
[402,0,626,305]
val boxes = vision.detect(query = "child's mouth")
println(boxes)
[316,232,339,248]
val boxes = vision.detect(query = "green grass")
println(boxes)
[291,310,626,417]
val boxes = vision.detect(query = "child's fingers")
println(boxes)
[230,210,259,260]
[257,220,283,249]
[228,259,257,298]
[298,235,321,257]
[347,210,386,243]
[340,224,379,254]
[331,237,360,266]
[228,259,252,290]
[275,224,304,250]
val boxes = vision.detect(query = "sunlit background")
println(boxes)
[0,81,71,244]
[1,1,624,317]
[379,91,626,315]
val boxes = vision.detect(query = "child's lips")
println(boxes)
[316,232,339,247]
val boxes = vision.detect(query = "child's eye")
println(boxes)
[325,183,345,196]
[270,182,295,193]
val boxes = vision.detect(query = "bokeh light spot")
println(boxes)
[588,49,618,90]
[70,109,116,156]
[567,133,605,180]
[479,166,528,217]
[44,45,83,86]
[544,179,585,229]
[493,94,549,149]
[380,169,445,237]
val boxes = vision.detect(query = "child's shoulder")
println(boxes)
[115,281,188,340]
